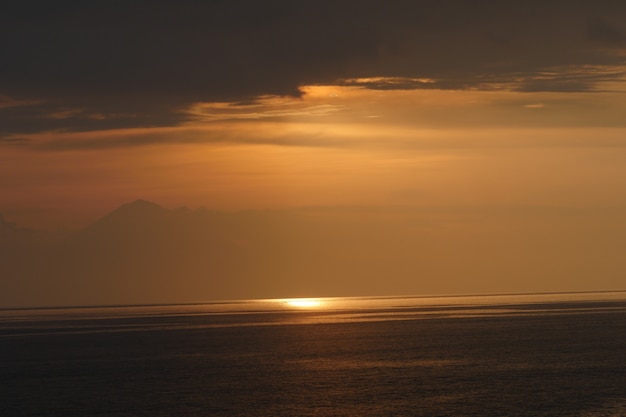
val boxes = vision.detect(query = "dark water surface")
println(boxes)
[2,293,626,416]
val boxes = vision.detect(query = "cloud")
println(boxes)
[1,1,625,138]
[10,124,346,152]
[5,82,626,152]
[510,65,626,93]
[0,94,40,109]
[0,99,191,137]
[336,77,439,90]
[185,97,347,122]
[0,137,30,145]
[587,19,626,45]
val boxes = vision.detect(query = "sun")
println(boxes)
[282,298,323,308]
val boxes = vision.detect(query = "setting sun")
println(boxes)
[282,298,323,308]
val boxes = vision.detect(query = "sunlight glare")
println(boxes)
[282,298,323,308]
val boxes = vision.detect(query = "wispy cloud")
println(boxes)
[516,65,626,93]
[0,137,30,145]
[4,82,626,153]
[336,77,438,90]
[185,98,347,122]
[0,95,41,109]
[329,65,626,94]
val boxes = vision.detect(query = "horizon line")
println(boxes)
[3,289,626,312]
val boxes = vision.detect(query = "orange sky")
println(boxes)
[2,2,626,306]
[4,82,626,301]
[3,83,626,229]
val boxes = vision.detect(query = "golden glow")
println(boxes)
[282,298,324,308]
[6,83,626,231]
[299,84,348,98]
[4,77,626,298]
[340,76,437,84]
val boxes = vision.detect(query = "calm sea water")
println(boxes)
[2,292,626,416]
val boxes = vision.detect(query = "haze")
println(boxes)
[2,1,626,308]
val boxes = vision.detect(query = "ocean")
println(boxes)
[2,292,626,416]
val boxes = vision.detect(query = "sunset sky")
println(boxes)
[2,1,626,307]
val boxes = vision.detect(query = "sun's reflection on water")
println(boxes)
[281,298,324,309]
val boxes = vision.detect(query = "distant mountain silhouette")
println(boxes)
[1,200,356,307]
[0,212,43,246]
[88,199,168,232]
[0,213,10,230]
[10,200,286,307]
[8,199,611,309]
[0,212,18,232]
[106,198,165,216]
[0,201,495,308]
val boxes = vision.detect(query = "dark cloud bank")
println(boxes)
[1,0,625,138]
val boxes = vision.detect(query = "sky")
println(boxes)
[2,1,626,307]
